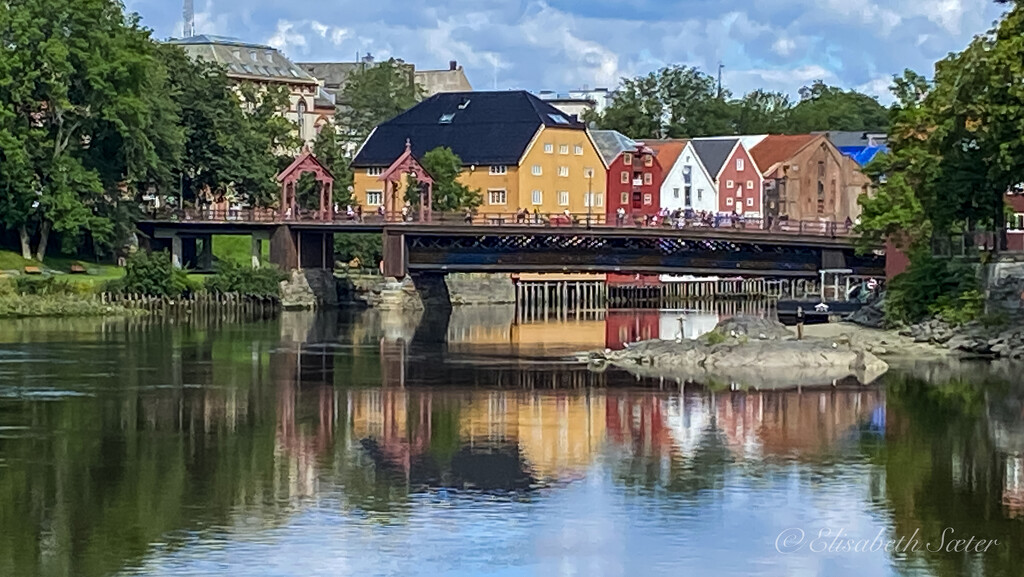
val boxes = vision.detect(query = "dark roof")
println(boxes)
[352,91,586,167]
[691,138,738,178]
[814,131,888,148]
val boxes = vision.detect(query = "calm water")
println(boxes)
[0,307,1022,577]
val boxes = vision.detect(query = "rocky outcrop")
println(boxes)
[945,323,1024,359]
[445,273,515,305]
[848,293,886,329]
[900,318,956,345]
[281,269,338,310]
[589,316,888,388]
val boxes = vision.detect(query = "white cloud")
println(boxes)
[267,20,307,54]
[772,38,797,57]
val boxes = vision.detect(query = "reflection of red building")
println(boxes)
[605,394,674,458]
[605,311,660,349]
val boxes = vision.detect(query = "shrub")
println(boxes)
[204,260,286,298]
[883,253,980,324]
[111,251,191,297]
[335,233,382,269]
[928,289,984,326]
[13,275,78,297]
[704,330,727,345]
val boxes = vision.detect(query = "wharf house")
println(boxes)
[351,91,608,218]
[689,138,764,218]
[168,35,335,148]
[590,130,664,222]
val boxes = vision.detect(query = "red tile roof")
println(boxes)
[645,139,688,171]
[750,134,821,175]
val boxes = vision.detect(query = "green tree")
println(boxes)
[733,89,792,134]
[415,147,481,212]
[337,59,421,148]
[786,81,889,133]
[311,124,354,206]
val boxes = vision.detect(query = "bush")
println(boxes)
[13,275,79,296]
[704,330,727,345]
[204,260,286,298]
[928,289,984,326]
[335,233,382,269]
[884,253,980,324]
[110,251,191,297]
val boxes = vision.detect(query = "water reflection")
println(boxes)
[0,313,1021,577]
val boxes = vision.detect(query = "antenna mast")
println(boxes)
[183,0,195,38]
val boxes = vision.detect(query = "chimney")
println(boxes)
[449,60,458,71]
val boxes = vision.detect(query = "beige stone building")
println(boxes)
[168,35,335,147]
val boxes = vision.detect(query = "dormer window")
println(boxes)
[250,50,258,62]
[458,98,471,110]
[439,113,455,124]
[548,113,570,125]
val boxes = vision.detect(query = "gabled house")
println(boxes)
[816,131,889,167]
[751,134,870,223]
[691,138,763,216]
[591,130,662,221]
[651,140,720,214]
[352,91,606,216]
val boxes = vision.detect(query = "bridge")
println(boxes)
[136,209,884,278]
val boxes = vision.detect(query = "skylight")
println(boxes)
[439,113,456,124]
[548,113,570,125]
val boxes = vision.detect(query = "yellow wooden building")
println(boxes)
[351,91,607,218]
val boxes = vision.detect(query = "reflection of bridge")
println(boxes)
[137,213,883,278]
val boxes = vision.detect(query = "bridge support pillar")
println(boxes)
[171,235,183,269]
[197,235,213,271]
[270,225,298,270]
[382,230,407,278]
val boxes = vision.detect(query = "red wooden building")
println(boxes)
[591,130,663,223]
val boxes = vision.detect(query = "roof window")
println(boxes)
[548,113,570,125]
[458,98,471,110]
[439,113,456,124]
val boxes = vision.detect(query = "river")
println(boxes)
[0,307,1022,577]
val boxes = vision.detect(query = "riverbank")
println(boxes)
[0,294,140,319]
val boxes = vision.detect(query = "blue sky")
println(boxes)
[127,0,1008,102]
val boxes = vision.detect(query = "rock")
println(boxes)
[992,343,1010,355]
[847,292,887,329]
[933,333,953,345]
[711,316,794,341]
[872,347,888,356]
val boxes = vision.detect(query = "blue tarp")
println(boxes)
[838,145,888,167]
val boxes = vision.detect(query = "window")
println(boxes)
[574,145,583,155]
[620,192,629,204]
[558,190,569,206]
[697,189,703,201]
[488,189,507,205]
[544,143,554,154]
[746,197,754,207]
[726,180,734,189]
[249,50,258,62]
[643,173,652,185]
[726,197,734,206]
[585,192,603,207]
[644,155,653,167]
[548,113,570,125]
[736,158,745,171]
[684,185,692,207]
[366,190,383,205]
[596,193,604,207]
[746,180,754,190]
[584,167,595,178]
[532,165,543,176]
[559,144,569,155]
[623,153,633,165]
[736,188,742,198]
[296,100,307,141]
[673,187,680,199]
[532,190,543,205]
[621,171,630,184]
[558,166,569,177]
[367,167,383,176]
[490,165,507,175]
[439,113,455,124]
[643,193,652,205]
[817,161,825,178]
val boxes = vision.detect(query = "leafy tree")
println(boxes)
[337,59,421,148]
[113,250,190,297]
[205,260,286,299]
[733,90,792,134]
[311,124,354,206]
[787,81,889,133]
[335,233,382,268]
[415,147,481,212]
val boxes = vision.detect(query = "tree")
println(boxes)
[733,90,792,134]
[311,124,354,206]
[337,59,421,148]
[0,0,183,261]
[415,147,481,212]
[787,81,889,133]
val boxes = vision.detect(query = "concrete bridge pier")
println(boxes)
[270,225,338,309]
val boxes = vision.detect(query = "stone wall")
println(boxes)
[281,269,339,310]
[336,272,515,310]
[444,273,515,305]
[984,256,1024,315]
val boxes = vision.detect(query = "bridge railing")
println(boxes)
[146,207,854,237]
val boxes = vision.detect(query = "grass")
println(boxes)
[0,248,124,288]
[212,235,269,266]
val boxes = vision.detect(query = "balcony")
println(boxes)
[632,177,644,187]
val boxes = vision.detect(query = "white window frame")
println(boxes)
[367,167,383,176]
[644,155,653,167]
[558,190,569,206]
[532,189,543,205]
[544,143,553,154]
[488,189,507,205]
[596,193,604,207]
[584,192,603,208]
[726,197,734,206]
[620,171,629,184]
[746,197,754,207]
[643,173,652,185]
[559,144,569,155]
[623,152,633,165]
[643,193,652,205]
[736,188,742,198]
[697,189,703,201]
[673,187,680,199]
[726,179,734,189]
[736,158,745,171]
[620,192,629,204]
[574,145,583,155]
[532,165,543,176]
[366,190,383,205]
[558,166,569,177]
[746,180,754,190]
[583,167,595,178]
[490,165,508,175]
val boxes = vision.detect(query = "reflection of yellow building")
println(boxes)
[351,91,606,215]
[510,320,606,350]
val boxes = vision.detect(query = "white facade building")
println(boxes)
[660,141,717,215]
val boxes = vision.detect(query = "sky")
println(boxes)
[126,0,1009,102]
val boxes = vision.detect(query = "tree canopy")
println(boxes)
[591,67,889,138]
[337,59,421,149]
[416,147,481,212]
